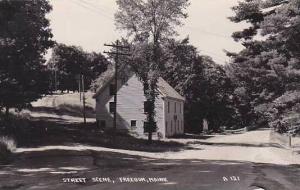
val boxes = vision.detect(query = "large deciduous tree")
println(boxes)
[0,0,54,117]
[48,44,109,93]
[228,0,300,132]
[163,38,236,132]
[115,0,190,142]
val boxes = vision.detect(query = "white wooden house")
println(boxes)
[93,67,185,139]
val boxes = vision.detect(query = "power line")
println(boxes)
[70,0,114,21]
[79,0,115,18]
[185,26,233,40]
[71,0,232,41]
[66,1,229,64]
[78,0,114,18]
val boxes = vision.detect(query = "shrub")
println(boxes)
[0,136,16,164]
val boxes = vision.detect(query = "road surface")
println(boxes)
[0,148,299,190]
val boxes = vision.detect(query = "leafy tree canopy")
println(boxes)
[0,0,54,114]
[228,0,300,131]
[48,43,109,92]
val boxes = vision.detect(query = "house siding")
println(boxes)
[95,74,167,139]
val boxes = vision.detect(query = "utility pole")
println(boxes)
[78,74,82,101]
[104,40,130,131]
[52,63,58,93]
[54,69,57,92]
[81,74,86,125]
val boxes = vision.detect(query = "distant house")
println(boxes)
[93,66,185,139]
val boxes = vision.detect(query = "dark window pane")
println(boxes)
[175,102,177,113]
[144,101,152,113]
[131,120,137,127]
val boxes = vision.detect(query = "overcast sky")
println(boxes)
[48,0,247,65]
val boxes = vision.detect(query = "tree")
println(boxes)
[115,0,190,142]
[0,0,54,117]
[163,38,236,132]
[48,44,108,93]
[228,0,300,130]
[86,52,110,86]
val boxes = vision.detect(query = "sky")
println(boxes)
[48,0,248,65]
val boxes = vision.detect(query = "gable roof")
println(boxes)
[92,67,118,98]
[93,67,185,101]
[157,78,185,101]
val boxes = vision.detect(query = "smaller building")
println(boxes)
[93,67,185,139]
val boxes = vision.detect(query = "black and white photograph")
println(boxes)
[0,0,300,189]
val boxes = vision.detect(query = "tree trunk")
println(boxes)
[147,41,159,143]
[148,131,152,144]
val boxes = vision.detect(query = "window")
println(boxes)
[171,120,173,134]
[144,122,149,133]
[144,101,152,113]
[131,120,137,128]
[168,101,170,113]
[175,102,177,113]
[179,103,181,113]
[109,84,116,96]
[109,102,116,113]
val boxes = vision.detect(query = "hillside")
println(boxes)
[24,92,96,124]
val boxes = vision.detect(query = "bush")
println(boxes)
[0,136,16,164]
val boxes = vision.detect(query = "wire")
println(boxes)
[185,25,233,40]
[66,0,229,65]
[70,0,114,21]
[79,0,115,16]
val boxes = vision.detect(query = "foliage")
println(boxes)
[115,0,190,141]
[115,0,190,43]
[0,0,54,114]
[163,38,236,132]
[228,0,300,131]
[48,43,109,92]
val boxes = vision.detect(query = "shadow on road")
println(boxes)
[0,148,299,190]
